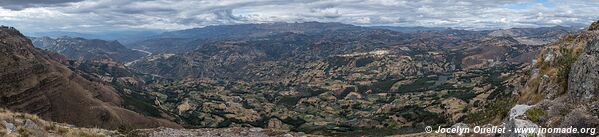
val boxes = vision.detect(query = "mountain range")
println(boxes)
[1,21,598,136]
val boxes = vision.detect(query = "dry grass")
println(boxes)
[518,76,544,104]
[0,108,116,137]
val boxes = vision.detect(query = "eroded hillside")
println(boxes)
[0,26,179,130]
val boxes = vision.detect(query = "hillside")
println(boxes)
[0,108,119,137]
[30,36,146,63]
[0,26,179,130]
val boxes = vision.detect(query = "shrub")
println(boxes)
[57,127,69,135]
[117,125,143,137]
[45,123,57,132]
[17,128,31,137]
[464,98,515,125]
[526,107,546,123]
[555,47,581,94]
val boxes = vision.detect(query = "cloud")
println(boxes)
[0,0,597,33]
[0,0,85,10]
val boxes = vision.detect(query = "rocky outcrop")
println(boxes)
[502,105,542,137]
[500,21,599,137]
[568,38,599,101]
[0,26,179,129]
[589,21,599,31]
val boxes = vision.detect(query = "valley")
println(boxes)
[2,21,593,136]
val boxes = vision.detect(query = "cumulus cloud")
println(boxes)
[0,0,597,32]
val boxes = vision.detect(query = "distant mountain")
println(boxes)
[129,22,377,53]
[30,36,146,63]
[0,26,179,129]
[370,26,451,33]
[487,26,581,45]
[25,30,163,45]
[129,22,574,80]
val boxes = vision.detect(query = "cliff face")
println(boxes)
[0,26,178,129]
[569,38,599,101]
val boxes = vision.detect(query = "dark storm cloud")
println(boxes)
[0,0,597,32]
[0,0,84,10]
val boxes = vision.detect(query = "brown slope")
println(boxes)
[0,26,180,129]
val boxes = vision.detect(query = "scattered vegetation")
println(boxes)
[526,107,546,123]
[117,125,144,137]
[0,109,113,137]
[355,57,374,67]
[17,128,31,137]
[588,20,599,31]
[464,98,516,125]
[555,47,580,93]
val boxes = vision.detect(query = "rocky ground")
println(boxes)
[142,127,314,137]
[1,109,312,137]
[0,108,118,137]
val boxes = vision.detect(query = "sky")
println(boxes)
[0,0,598,33]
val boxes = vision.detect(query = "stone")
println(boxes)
[267,118,290,130]
[24,119,38,129]
[240,131,249,136]
[2,121,16,134]
[249,127,263,132]
[502,105,542,137]
[508,105,532,119]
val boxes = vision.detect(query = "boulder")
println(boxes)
[2,121,16,134]
[502,105,543,137]
[24,119,38,129]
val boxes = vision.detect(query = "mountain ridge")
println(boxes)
[0,26,180,130]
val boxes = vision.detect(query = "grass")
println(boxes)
[355,57,374,67]
[1,109,114,137]
[526,107,546,123]
[117,125,144,137]
[122,94,163,117]
[374,79,399,92]
[464,98,516,125]
[520,44,581,104]
[555,47,580,94]
[17,128,31,137]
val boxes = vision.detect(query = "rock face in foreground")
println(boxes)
[0,26,178,129]
[569,38,599,101]
[502,20,599,137]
